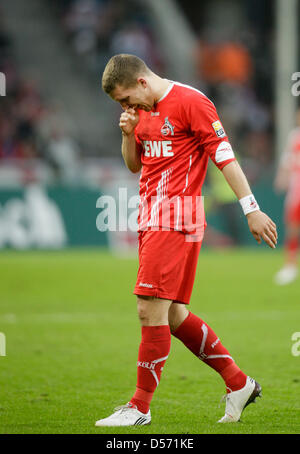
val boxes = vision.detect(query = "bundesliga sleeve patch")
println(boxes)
[212,120,226,138]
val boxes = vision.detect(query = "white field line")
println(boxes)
[0,311,298,324]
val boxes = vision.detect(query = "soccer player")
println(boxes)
[96,54,278,426]
[274,109,300,285]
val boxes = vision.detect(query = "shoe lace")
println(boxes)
[114,403,137,414]
[218,394,229,408]
[218,386,233,407]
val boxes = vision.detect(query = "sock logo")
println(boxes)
[211,338,220,349]
[198,324,233,362]
[199,352,208,360]
[137,361,156,370]
[137,355,169,387]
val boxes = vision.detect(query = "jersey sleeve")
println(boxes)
[184,93,236,170]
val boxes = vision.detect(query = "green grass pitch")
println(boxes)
[0,247,299,434]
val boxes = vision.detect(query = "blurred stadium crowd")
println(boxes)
[50,0,164,75]
[0,6,82,185]
[0,9,43,162]
[182,0,274,184]
[0,0,275,186]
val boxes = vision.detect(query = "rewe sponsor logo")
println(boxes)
[143,140,173,157]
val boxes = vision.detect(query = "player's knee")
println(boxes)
[136,296,154,325]
[168,303,189,333]
[136,295,171,326]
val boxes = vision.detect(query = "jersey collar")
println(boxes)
[156,80,174,104]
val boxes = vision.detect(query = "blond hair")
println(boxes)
[102,54,150,94]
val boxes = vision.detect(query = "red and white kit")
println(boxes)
[283,127,300,224]
[134,82,236,303]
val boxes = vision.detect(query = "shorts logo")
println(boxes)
[212,120,226,138]
[161,117,175,136]
[139,282,153,288]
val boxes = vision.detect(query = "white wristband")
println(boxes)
[239,194,260,215]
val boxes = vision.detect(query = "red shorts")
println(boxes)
[285,193,300,224]
[134,230,202,304]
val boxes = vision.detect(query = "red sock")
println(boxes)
[173,312,247,393]
[130,325,171,413]
[286,237,298,263]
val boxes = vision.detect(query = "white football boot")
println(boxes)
[218,376,262,423]
[274,265,298,285]
[95,403,151,427]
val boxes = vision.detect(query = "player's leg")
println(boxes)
[275,198,300,285]
[136,294,172,326]
[95,296,172,426]
[169,302,247,392]
[285,224,300,265]
[168,236,246,394]
[169,302,262,422]
[129,296,172,414]
[96,230,179,427]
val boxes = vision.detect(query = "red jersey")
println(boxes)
[135,81,236,235]
[282,127,300,196]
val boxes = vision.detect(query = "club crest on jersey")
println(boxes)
[212,120,226,138]
[161,117,175,136]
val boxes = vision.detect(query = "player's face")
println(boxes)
[111,80,154,112]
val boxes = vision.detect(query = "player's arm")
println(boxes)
[222,160,278,249]
[184,94,277,248]
[120,108,142,173]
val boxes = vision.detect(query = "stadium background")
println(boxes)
[0,0,300,435]
[0,0,297,250]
